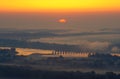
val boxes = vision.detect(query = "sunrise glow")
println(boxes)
[0,0,120,13]
[58,19,67,23]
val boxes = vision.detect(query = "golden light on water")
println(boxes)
[1,47,119,57]
[16,48,52,56]
[16,48,89,57]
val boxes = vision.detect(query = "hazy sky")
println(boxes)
[0,0,120,31]
[0,12,120,31]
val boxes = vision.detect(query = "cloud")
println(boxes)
[76,41,111,53]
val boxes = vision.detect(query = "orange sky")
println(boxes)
[0,0,120,13]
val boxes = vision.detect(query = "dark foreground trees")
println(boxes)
[0,65,120,79]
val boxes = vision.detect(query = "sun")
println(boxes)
[58,19,67,23]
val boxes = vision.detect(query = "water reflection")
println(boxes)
[16,48,89,57]
[0,47,120,57]
[16,48,120,57]
[16,48,52,56]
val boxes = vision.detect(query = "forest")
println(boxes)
[0,65,120,79]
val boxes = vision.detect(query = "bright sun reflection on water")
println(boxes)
[16,48,120,57]
[0,47,120,57]
[16,48,89,57]
[0,47,89,57]
[16,48,52,56]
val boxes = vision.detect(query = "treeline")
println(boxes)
[0,65,120,79]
